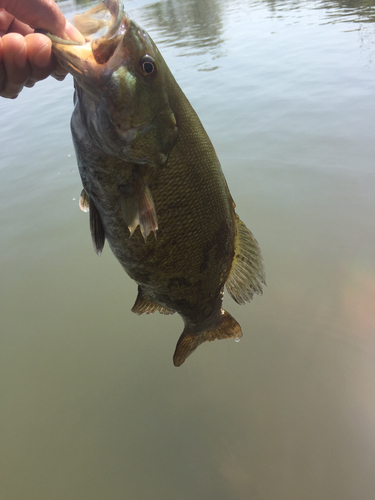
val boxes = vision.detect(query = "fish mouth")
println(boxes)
[45,0,129,90]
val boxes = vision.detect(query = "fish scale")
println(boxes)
[48,0,265,366]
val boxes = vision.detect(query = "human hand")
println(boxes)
[0,0,84,98]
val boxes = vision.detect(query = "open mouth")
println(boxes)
[41,0,129,78]
[55,0,124,42]
[41,0,126,62]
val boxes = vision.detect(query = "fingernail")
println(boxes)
[64,21,85,43]
[33,42,51,68]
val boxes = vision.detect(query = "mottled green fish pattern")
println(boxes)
[49,0,265,366]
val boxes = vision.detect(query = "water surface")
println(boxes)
[1,1,375,499]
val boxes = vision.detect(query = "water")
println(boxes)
[1,1,375,498]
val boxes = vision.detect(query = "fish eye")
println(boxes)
[139,55,157,77]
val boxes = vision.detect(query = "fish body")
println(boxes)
[49,0,265,366]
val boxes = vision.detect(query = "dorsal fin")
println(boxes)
[131,287,175,315]
[226,216,266,305]
[89,197,106,256]
[173,309,242,367]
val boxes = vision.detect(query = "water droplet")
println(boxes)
[235,337,241,343]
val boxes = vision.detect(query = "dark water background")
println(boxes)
[1,0,375,498]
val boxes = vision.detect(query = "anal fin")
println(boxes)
[173,309,242,367]
[119,172,158,242]
[131,287,175,315]
[89,197,105,256]
[226,216,266,305]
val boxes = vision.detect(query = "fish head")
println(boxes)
[49,0,178,166]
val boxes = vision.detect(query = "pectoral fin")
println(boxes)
[89,197,105,256]
[131,287,175,315]
[79,188,90,212]
[173,309,242,367]
[226,216,266,304]
[119,173,158,242]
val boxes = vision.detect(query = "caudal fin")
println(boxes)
[173,310,243,367]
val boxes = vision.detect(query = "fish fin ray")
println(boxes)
[119,173,158,242]
[173,309,242,367]
[226,216,266,305]
[131,287,175,315]
[79,188,90,212]
[89,197,105,255]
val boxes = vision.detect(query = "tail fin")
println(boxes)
[173,309,243,367]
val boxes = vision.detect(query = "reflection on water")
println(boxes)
[1,1,375,499]
[141,0,224,47]
[139,0,225,70]
[321,0,375,22]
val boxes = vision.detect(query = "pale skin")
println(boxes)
[0,0,84,98]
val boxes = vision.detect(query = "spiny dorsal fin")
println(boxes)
[89,197,105,256]
[173,309,242,367]
[226,216,266,305]
[131,287,175,315]
[119,172,158,242]
[79,188,90,212]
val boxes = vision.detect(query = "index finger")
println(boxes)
[1,0,66,38]
[0,8,15,34]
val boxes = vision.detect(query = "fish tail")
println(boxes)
[173,309,243,367]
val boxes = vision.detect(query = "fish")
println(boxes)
[47,0,266,366]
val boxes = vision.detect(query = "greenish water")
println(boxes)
[1,1,375,499]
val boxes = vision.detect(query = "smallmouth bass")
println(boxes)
[48,0,265,366]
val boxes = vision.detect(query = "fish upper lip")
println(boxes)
[45,13,130,88]
[43,0,127,51]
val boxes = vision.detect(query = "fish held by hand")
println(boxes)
[48,0,266,366]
